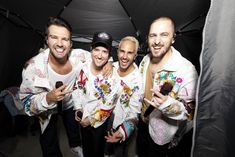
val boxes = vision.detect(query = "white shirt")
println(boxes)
[48,63,75,110]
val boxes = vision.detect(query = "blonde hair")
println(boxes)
[118,36,139,54]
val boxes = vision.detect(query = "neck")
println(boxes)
[48,54,71,75]
[49,53,67,66]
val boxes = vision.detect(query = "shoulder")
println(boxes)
[140,54,150,64]
[70,48,90,59]
[71,48,90,55]
[172,48,197,73]
[69,48,91,67]
[139,54,150,74]
[23,49,48,70]
[132,63,143,80]
[112,61,119,68]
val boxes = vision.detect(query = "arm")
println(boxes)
[112,76,144,142]
[19,59,56,116]
[102,61,113,78]
[72,69,88,112]
[144,68,198,121]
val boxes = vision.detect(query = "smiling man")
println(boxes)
[105,36,143,157]
[72,32,122,157]
[19,17,94,157]
[137,17,198,157]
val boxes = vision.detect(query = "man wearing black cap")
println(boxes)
[72,32,122,157]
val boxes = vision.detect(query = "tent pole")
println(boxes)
[176,12,207,34]
[0,7,43,37]
[57,0,72,17]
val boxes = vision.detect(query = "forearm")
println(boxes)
[159,79,197,120]
[22,92,56,116]
[118,120,135,142]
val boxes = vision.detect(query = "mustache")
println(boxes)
[151,43,163,47]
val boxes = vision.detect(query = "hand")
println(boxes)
[105,129,122,143]
[80,117,91,127]
[46,85,71,104]
[102,61,113,78]
[75,110,83,122]
[144,89,168,109]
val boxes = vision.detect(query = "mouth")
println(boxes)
[152,45,162,51]
[55,48,64,53]
[94,58,104,64]
[120,59,129,66]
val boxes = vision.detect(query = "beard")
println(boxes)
[149,43,171,60]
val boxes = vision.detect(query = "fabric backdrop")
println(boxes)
[192,0,235,156]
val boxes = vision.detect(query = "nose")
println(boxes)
[97,51,103,58]
[56,39,63,47]
[154,36,161,45]
[123,52,128,59]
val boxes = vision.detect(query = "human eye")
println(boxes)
[49,35,57,39]
[103,50,109,54]
[62,37,70,42]
[148,34,156,38]
[118,49,124,53]
[128,51,134,55]
[161,32,169,37]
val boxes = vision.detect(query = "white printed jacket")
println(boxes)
[19,48,90,133]
[139,46,198,145]
[112,62,144,141]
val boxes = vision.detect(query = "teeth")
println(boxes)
[153,46,160,49]
[121,60,128,64]
[56,48,64,52]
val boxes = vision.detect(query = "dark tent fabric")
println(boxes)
[0,16,42,90]
[0,0,210,91]
[192,0,235,156]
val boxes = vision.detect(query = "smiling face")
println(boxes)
[148,18,175,60]
[47,25,72,61]
[91,45,110,71]
[118,40,137,73]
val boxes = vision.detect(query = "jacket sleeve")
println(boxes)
[116,77,144,141]
[19,59,56,116]
[72,69,88,110]
[158,67,198,121]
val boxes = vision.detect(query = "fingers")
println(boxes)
[151,89,163,98]
[56,84,67,92]
[54,84,72,99]
[102,62,113,78]
[75,110,82,122]
[105,130,121,143]
[150,88,168,104]
[62,89,72,95]
[144,98,154,106]
[144,98,158,108]
[75,116,81,122]
[80,117,90,127]
[102,70,112,79]
[56,85,72,94]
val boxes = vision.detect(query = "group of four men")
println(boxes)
[19,16,198,157]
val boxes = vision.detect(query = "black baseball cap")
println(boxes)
[92,32,113,51]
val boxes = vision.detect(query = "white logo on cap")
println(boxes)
[98,32,109,39]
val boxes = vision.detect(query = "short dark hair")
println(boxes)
[45,16,72,39]
[149,16,176,34]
